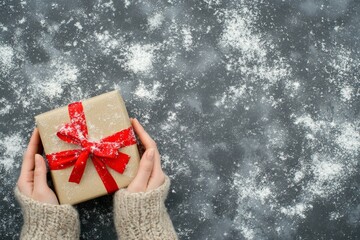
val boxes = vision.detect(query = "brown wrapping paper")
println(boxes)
[35,90,140,205]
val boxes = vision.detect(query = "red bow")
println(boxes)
[46,102,137,193]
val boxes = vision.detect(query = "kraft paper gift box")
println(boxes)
[35,90,140,205]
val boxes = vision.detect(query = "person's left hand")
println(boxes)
[17,128,59,205]
[126,118,166,193]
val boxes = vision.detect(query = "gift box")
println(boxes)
[35,90,140,205]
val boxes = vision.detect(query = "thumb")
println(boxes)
[33,154,49,193]
[127,148,155,192]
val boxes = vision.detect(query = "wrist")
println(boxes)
[14,187,80,239]
[114,176,177,239]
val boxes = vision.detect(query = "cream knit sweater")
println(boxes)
[15,176,177,240]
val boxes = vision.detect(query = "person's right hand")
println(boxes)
[127,118,166,193]
[17,128,59,205]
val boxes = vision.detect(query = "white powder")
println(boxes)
[294,115,318,131]
[340,86,353,101]
[233,169,275,204]
[0,133,25,171]
[280,203,312,219]
[0,22,8,31]
[232,111,358,237]
[101,0,115,11]
[18,17,26,24]
[0,45,14,75]
[215,84,247,108]
[215,7,290,109]
[214,94,226,108]
[219,9,290,85]
[0,98,11,115]
[125,44,156,74]
[148,13,164,31]
[41,62,78,98]
[335,122,360,152]
[213,1,359,238]
[0,104,11,115]
[295,115,360,154]
[28,59,79,99]
[181,27,193,51]
[257,187,272,204]
[293,82,300,90]
[124,0,131,8]
[203,0,222,8]
[307,156,345,198]
[233,162,279,237]
[220,10,265,59]
[265,122,288,148]
[161,154,191,178]
[134,81,162,102]
[288,113,359,229]
[326,45,358,97]
[74,22,83,30]
[329,46,352,75]
[293,114,358,199]
[294,114,330,133]
[95,31,122,55]
[240,226,255,240]
[160,110,181,132]
[167,111,177,122]
[293,171,305,183]
[313,161,343,182]
[329,211,342,220]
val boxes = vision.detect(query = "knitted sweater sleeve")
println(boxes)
[113,175,178,240]
[14,187,80,240]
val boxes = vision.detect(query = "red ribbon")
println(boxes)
[46,102,137,193]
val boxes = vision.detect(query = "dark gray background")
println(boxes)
[1,0,360,239]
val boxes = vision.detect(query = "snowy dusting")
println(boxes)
[1,0,360,239]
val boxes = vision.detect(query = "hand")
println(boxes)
[17,128,59,205]
[127,118,166,193]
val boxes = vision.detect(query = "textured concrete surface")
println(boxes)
[1,0,359,239]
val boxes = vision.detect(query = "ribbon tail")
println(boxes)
[101,152,130,174]
[68,150,90,184]
[68,102,89,139]
[46,149,82,170]
[92,156,119,193]
[101,126,137,148]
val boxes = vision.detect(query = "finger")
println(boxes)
[20,129,40,176]
[33,154,49,193]
[17,180,33,197]
[18,129,40,193]
[131,118,163,177]
[147,170,165,191]
[150,150,163,177]
[131,118,157,149]
[147,149,165,190]
[146,150,165,191]
[127,148,155,192]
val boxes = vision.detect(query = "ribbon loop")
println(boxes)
[46,101,137,193]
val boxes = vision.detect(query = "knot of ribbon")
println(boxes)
[46,102,137,193]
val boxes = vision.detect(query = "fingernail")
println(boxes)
[35,154,42,166]
[147,149,155,159]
